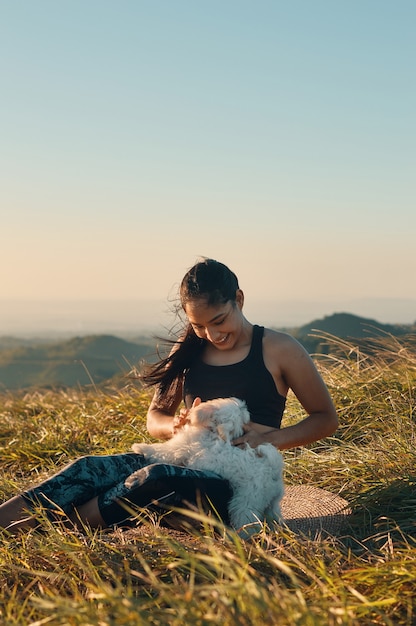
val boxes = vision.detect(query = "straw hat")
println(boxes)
[280,485,351,537]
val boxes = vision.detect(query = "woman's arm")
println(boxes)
[234,331,338,450]
[146,383,184,440]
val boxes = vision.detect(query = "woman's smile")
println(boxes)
[212,333,230,346]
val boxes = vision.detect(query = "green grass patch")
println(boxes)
[1,335,415,625]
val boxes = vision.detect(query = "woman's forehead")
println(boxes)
[184,299,230,323]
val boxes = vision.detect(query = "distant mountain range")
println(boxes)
[0,312,414,390]
[285,311,415,354]
[0,335,154,391]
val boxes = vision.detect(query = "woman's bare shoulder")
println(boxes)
[263,327,303,352]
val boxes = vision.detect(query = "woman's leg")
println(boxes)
[97,463,232,527]
[0,495,39,532]
[67,465,232,530]
[68,496,106,529]
[1,456,232,533]
[0,453,147,532]
[0,493,107,533]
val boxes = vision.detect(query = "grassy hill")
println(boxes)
[0,334,153,390]
[0,333,415,624]
[288,311,415,354]
[296,311,409,338]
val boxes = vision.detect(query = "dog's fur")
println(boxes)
[130,397,284,533]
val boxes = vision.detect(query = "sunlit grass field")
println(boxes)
[0,334,415,625]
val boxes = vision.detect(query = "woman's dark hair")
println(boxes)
[180,258,239,307]
[141,259,240,398]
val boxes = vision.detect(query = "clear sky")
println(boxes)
[1,1,415,333]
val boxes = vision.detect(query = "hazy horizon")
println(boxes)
[2,2,415,316]
[1,297,414,339]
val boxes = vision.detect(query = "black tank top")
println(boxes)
[183,325,286,428]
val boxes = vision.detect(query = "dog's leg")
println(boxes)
[228,480,284,536]
[228,495,266,531]
[264,496,283,527]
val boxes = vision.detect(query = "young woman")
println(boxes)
[0,259,338,533]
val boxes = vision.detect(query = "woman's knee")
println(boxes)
[63,454,105,476]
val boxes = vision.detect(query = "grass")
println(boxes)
[0,334,415,625]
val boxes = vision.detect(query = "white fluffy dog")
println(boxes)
[130,397,284,534]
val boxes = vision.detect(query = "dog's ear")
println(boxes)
[232,398,250,425]
[216,419,240,442]
[213,398,249,441]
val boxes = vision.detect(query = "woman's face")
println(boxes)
[184,292,244,350]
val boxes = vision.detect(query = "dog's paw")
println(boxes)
[132,442,151,454]
[237,521,264,539]
[124,470,142,489]
[264,499,283,525]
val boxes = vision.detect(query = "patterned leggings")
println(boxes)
[22,453,232,526]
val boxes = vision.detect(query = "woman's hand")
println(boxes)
[232,423,280,449]
[172,408,190,434]
[172,397,202,435]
